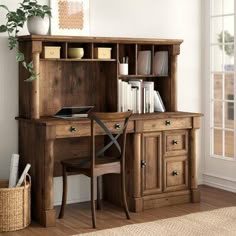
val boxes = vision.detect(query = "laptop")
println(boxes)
[54,106,94,119]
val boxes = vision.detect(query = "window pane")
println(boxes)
[212,0,223,15]
[225,131,234,157]
[212,17,223,44]
[214,101,223,127]
[225,101,234,128]
[212,45,223,71]
[213,73,222,99]
[214,129,223,155]
[224,16,234,38]
[224,0,234,15]
[224,73,234,100]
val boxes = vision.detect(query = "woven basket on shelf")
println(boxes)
[0,175,31,232]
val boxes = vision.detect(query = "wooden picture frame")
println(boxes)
[50,0,90,36]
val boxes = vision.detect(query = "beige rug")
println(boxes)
[75,207,236,236]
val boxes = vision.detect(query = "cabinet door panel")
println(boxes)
[142,132,162,195]
[163,155,189,192]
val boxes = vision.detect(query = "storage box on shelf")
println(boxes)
[17,35,201,227]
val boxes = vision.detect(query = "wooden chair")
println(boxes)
[58,111,132,228]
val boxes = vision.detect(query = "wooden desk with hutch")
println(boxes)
[17,35,201,227]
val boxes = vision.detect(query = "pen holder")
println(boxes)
[119,63,128,75]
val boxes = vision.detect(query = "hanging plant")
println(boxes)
[0,0,51,81]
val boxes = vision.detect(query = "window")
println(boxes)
[210,0,234,159]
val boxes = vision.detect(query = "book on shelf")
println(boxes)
[153,51,168,75]
[143,81,154,113]
[118,80,165,114]
[137,51,151,75]
[8,154,19,188]
[154,90,166,112]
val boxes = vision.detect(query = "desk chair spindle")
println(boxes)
[58,111,132,228]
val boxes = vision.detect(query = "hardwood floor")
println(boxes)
[2,185,236,236]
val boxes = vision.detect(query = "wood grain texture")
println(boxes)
[142,132,162,196]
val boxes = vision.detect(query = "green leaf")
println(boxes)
[0,25,7,32]
[16,52,24,62]
[16,9,24,16]
[0,5,9,11]
[25,75,36,82]
[22,61,27,69]
[27,61,34,69]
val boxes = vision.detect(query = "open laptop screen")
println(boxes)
[54,106,94,118]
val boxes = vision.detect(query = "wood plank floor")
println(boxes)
[3,185,236,236]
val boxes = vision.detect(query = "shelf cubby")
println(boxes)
[118,44,136,75]
[67,42,92,59]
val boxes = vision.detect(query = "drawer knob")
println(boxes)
[141,160,146,168]
[115,123,121,129]
[172,139,178,145]
[165,120,171,126]
[172,170,179,176]
[70,126,77,133]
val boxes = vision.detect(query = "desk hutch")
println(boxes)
[18,35,201,227]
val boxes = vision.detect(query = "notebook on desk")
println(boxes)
[54,106,94,119]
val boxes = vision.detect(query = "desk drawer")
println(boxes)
[56,123,90,138]
[163,130,188,156]
[142,117,192,132]
[55,120,134,138]
[163,155,189,192]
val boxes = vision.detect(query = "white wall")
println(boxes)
[0,0,203,205]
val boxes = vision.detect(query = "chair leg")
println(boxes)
[121,168,130,219]
[59,165,67,219]
[97,176,102,210]
[91,176,96,228]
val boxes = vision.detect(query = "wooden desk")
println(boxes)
[18,112,201,227]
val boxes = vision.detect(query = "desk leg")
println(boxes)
[41,138,56,227]
[190,128,200,203]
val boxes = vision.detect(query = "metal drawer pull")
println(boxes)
[172,139,178,145]
[141,160,147,168]
[165,120,171,126]
[172,170,179,176]
[114,123,121,129]
[70,126,77,133]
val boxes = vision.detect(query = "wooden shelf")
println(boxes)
[40,58,117,62]
[118,74,168,78]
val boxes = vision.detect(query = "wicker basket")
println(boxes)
[0,175,31,232]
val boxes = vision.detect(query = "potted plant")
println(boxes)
[0,0,51,81]
[217,30,234,71]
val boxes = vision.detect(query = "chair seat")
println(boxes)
[61,156,121,175]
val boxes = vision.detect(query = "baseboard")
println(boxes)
[203,173,236,193]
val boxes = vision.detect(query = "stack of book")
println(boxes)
[118,79,165,113]
[153,51,168,75]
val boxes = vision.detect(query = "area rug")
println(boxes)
[74,207,236,236]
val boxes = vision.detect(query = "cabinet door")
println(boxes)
[163,155,189,192]
[142,132,162,196]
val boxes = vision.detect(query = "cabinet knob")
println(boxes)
[172,139,178,145]
[165,120,171,126]
[70,126,77,133]
[141,160,147,168]
[114,123,121,130]
[172,170,179,176]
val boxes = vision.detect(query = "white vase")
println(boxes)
[27,16,50,35]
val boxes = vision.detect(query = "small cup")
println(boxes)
[119,63,128,75]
